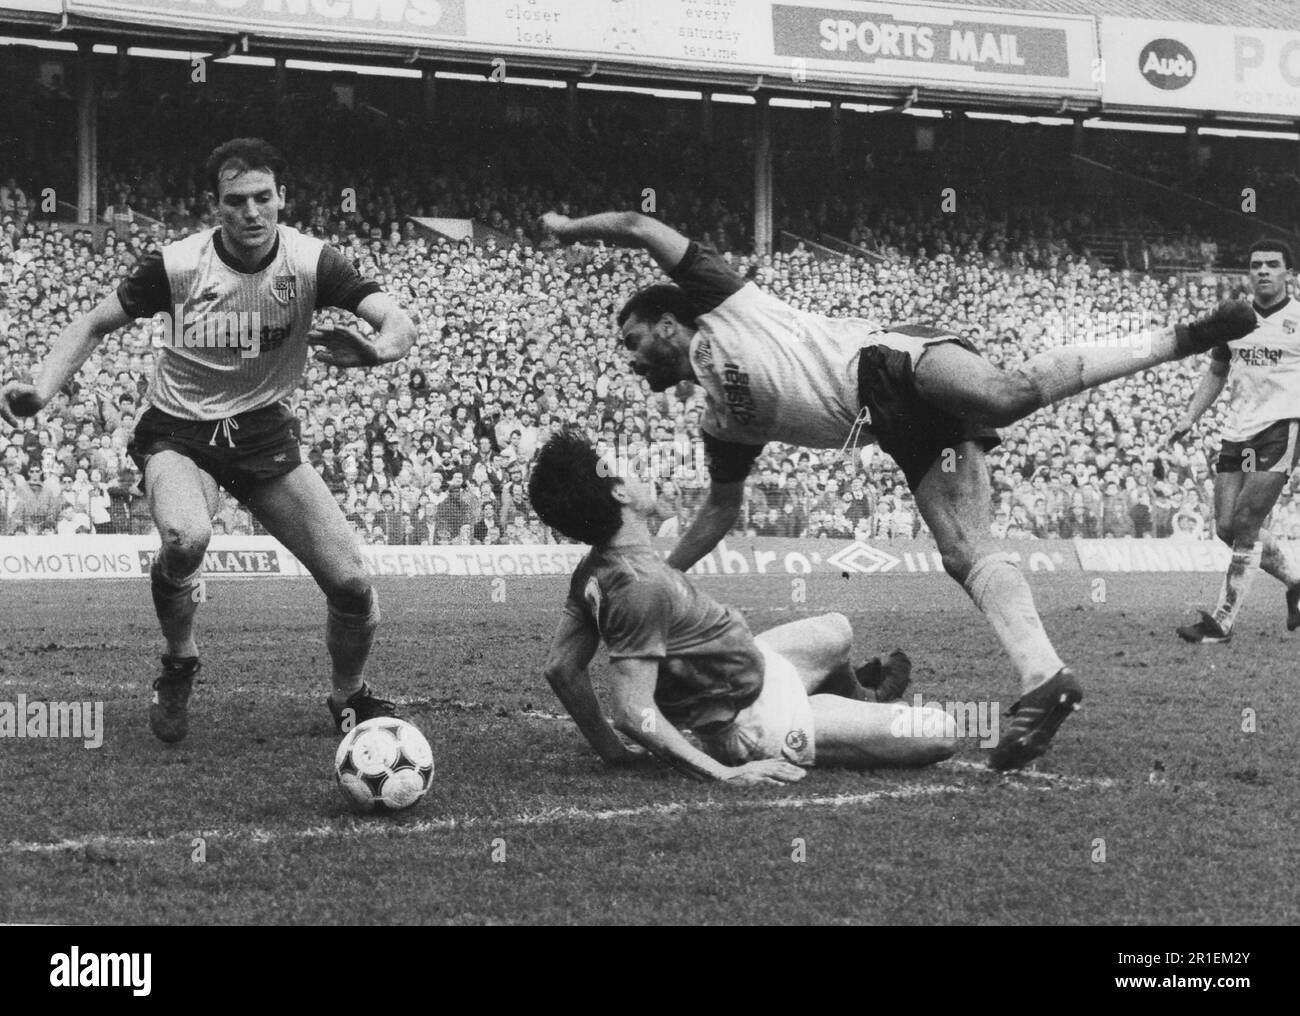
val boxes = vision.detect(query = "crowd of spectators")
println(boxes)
[5,200,1300,547]
[4,78,1300,548]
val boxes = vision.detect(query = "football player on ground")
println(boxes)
[0,138,416,742]
[530,428,955,784]
[539,210,1257,770]
[1170,240,1300,643]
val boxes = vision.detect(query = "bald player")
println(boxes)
[1172,240,1300,643]
[0,138,416,742]
[539,209,1256,770]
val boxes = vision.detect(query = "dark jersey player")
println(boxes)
[539,209,1256,770]
[1,138,417,743]
[531,428,956,783]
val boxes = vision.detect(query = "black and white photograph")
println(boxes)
[0,0,1295,949]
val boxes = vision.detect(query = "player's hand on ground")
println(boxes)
[722,758,807,786]
[538,212,571,241]
[0,382,44,428]
[308,324,382,368]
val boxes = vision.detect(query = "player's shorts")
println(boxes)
[128,402,302,504]
[1215,420,1300,476]
[695,643,816,767]
[857,325,1001,491]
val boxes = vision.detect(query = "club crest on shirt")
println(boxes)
[785,729,808,752]
[272,274,297,303]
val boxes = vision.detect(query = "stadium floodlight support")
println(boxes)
[74,42,96,227]
[754,95,773,258]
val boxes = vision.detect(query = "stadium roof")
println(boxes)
[965,0,1297,31]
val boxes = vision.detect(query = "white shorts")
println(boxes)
[695,643,816,766]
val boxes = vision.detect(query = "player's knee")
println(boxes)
[939,543,976,583]
[823,612,853,652]
[158,522,211,572]
[326,575,373,617]
[984,372,1040,426]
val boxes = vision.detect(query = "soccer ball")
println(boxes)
[334,717,435,814]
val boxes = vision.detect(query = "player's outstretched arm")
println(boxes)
[543,610,641,766]
[0,293,131,427]
[609,658,805,784]
[1168,357,1229,445]
[539,210,690,273]
[666,479,745,572]
[309,292,416,368]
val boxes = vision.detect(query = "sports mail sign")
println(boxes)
[769,1,1098,96]
[1101,17,1300,120]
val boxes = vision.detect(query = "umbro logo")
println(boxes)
[825,542,900,574]
[273,453,288,463]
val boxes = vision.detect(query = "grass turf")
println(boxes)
[0,571,1296,924]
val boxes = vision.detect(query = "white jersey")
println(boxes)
[689,281,872,450]
[668,242,967,482]
[117,225,378,420]
[1212,296,1300,442]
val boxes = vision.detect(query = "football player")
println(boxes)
[1171,240,1300,642]
[540,209,1256,769]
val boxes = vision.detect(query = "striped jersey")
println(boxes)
[116,225,380,420]
[564,542,763,729]
[1212,296,1300,442]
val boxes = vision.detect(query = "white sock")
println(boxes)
[1017,326,1181,406]
[963,554,1065,696]
[1212,542,1261,632]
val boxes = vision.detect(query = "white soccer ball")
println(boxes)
[334,717,435,814]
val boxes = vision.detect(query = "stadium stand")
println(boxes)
[4,66,1300,546]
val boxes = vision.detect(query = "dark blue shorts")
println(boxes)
[128,403,302,504]
[857,326,1001,491]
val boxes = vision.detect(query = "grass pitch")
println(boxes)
[1,571,1296,925]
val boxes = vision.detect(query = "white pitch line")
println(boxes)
[5,772,1108,857]
[941,759,1119,789]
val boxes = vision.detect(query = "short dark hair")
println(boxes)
[528,428,623,546]
[205,138,287,198]
[617,284,699,330]
[1249,239,1293,269]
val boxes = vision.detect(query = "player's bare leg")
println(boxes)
[912,441,1079,769]
[913,303,1257,427]
[808,696,957,768]
[755,612,908,701]
[245,464,391,727]
[144,451,219,742]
